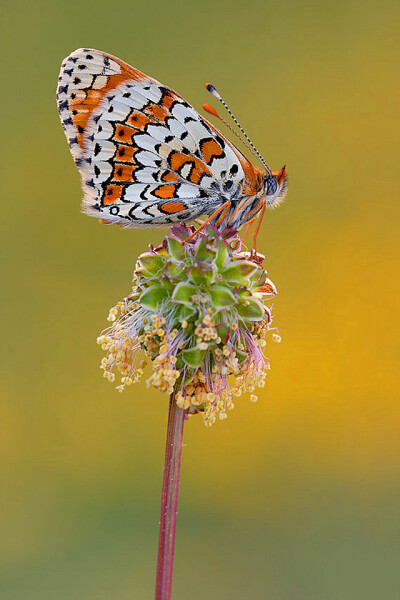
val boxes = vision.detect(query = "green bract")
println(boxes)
[135,226,271,315]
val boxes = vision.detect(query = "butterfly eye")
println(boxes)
[265,176,278,196]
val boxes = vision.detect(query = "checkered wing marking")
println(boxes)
[57,48,263,226]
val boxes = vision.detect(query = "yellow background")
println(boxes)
[1,0,399,598]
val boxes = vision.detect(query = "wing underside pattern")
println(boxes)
[57,49,264,227]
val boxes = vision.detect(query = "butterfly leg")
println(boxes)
[250,203,266,256]
[184,200,231,242]
[241,216,258,244]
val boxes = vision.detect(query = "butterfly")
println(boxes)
[57,48,287,242]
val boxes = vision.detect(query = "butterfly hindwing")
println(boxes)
[57,48,263,226]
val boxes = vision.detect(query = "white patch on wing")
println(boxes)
[91,75,108,89]
[134,167,162,183]
[68,72,94,89]
[135,150,166,168]
[93,161,112,183]
[104,99,131,121]
[95,119,114,140]
[92,140,115,161]
[180,163,192,178]
[177,183,202,197]
[124,184,148,201]
[133,133,161,152]
[170,102,200,125]
[145,124,173,143]
[168,118,188,140]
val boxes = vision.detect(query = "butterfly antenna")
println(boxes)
[203,103,261,166]
[204,83,272,176]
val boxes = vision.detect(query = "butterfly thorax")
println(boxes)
[208,166,265,230]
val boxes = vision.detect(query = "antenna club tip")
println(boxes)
[202,103,219,118]
[205,83,221,100]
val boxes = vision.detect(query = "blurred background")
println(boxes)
[1,0,399,598]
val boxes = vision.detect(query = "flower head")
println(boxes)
[97,225,279,426]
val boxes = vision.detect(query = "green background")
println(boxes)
[1,0,399,598]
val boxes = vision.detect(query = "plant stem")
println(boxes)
[155,393,186,600]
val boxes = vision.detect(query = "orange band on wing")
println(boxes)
[153,184,177,199]
[103,184,123,205]
[113,124,136,144]
[115,145,139,163]
[169,151,212,184]
[161,171,180,183]
[126,112,155,130]
[201,139,224,164]
[144,103,170,122]
[112,164,136,182]
[159,201,187,214]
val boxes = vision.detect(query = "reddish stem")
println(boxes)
[155,393,185,600]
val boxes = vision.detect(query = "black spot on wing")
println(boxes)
[223,180,233,192]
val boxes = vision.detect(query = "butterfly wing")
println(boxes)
[57,48,263,226]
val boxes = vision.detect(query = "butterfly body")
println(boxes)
[57,49,287,231]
